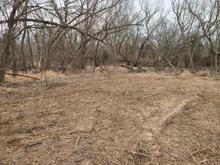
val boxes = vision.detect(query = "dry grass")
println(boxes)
[0,69,220,165]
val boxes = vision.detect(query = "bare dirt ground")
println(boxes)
[1,69,220,165]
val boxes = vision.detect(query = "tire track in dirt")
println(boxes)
[142,96,198,133]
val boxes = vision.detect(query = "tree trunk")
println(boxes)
[0,70,5,83]
[12,57,17,78]
[215,52,218,74]
[92,42,100,72]
[0,30,14,82]
[27,30,34,69]
[79,39,88,70]
[187,49,195,73]
[210,50,215,76]
[21,29,27,71]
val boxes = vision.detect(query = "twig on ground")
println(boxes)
[25,136,48,148]
[45,83,64,90]
[74,136,81,148]
[127,150,148,157]
[189,153,200,165]
[192,148,212,156]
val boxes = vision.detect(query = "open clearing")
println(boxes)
[0,71,220,165]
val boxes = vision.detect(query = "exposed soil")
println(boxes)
[0,71,220,165]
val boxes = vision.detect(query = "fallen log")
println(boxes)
[5,72,40,80]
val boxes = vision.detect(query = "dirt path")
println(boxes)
[0,72,220,165]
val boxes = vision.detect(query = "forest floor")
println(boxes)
[0,68,220,165]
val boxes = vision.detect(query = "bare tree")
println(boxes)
[0,0,139,82]
[184,0,220,75]
[172,0,199,72]
[0,0,28,82]
[116,0,161,70]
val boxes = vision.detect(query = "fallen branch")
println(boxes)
[5,72,40,80]
[120,64,146,73]
[127,150,148,157]
[25,136,48,148]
